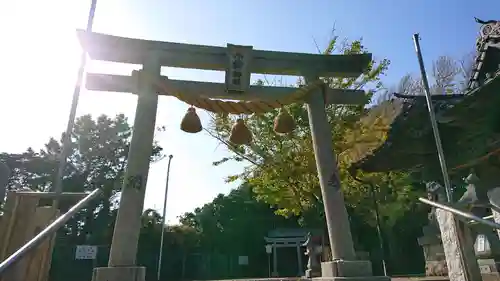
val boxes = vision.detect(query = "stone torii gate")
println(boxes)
[77,30,387,281]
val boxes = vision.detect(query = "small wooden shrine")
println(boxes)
[264,228,322,277]
[349,18,500,186]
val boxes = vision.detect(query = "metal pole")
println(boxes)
[272,244,278,276]
[369,184,388,276]
[469,215,494,225]
[0,188,102,274]
[413,34,453,203]
[157,154,173,281]
[52,0,98,208]
[296,244,302,276]
[268,253,271,277]
[419,197,500,230]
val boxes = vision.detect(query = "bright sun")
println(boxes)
[1,1,87,152]
[1,1,243,224]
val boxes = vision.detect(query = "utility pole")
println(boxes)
[53,0,98,208]
[413,33,453,203]
[157,155,174,281]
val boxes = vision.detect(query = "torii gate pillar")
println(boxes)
[77,30,389,281]
[92,52,161,281]
[306,77,383,279]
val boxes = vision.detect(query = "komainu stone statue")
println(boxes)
[302,232,321,278]
[426,181,447,233]
[420,181,448,276]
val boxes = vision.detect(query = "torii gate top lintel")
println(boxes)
[76,29,372,78]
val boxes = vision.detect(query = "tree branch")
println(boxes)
[203,128,262,167]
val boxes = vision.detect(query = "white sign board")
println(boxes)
[238,255,249,265]
[225,44,252,93]
[476,234,486,253]
[75,245,98,260]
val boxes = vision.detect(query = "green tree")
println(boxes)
[179,184,301,278]
[205,35,418,225]
[1,114,164,281]
[346,52,477,274]
[137,208,201,281]
[204,35,429,275]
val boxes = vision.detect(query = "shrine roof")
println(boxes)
[267,228,322,238]
[350,74,500,174]
[349,22,500,176]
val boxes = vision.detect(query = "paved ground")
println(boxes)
[200,276,450,281]
[391,277,448,281]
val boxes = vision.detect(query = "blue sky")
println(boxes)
[1,0,498,223]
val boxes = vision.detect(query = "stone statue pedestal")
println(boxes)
[418,227,447,276]
[306,267,321,278]
[473,234,500,280]
[91,266,145,281]
[303,233,322,278]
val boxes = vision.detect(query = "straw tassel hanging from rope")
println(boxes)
[180,107,203,133]
[273,108,295,134]
[229,118,252,145]
[134,69,325,138]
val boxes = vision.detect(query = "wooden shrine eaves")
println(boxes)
[76,29,372,77]
[85,73,368,105]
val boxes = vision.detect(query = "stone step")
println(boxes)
[391,277,449,281]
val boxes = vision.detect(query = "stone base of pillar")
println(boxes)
[315,260,389,281]
[91,266,146,281]
[478,258,500,274]
[313,277,390,281]
[321,260,373,277]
